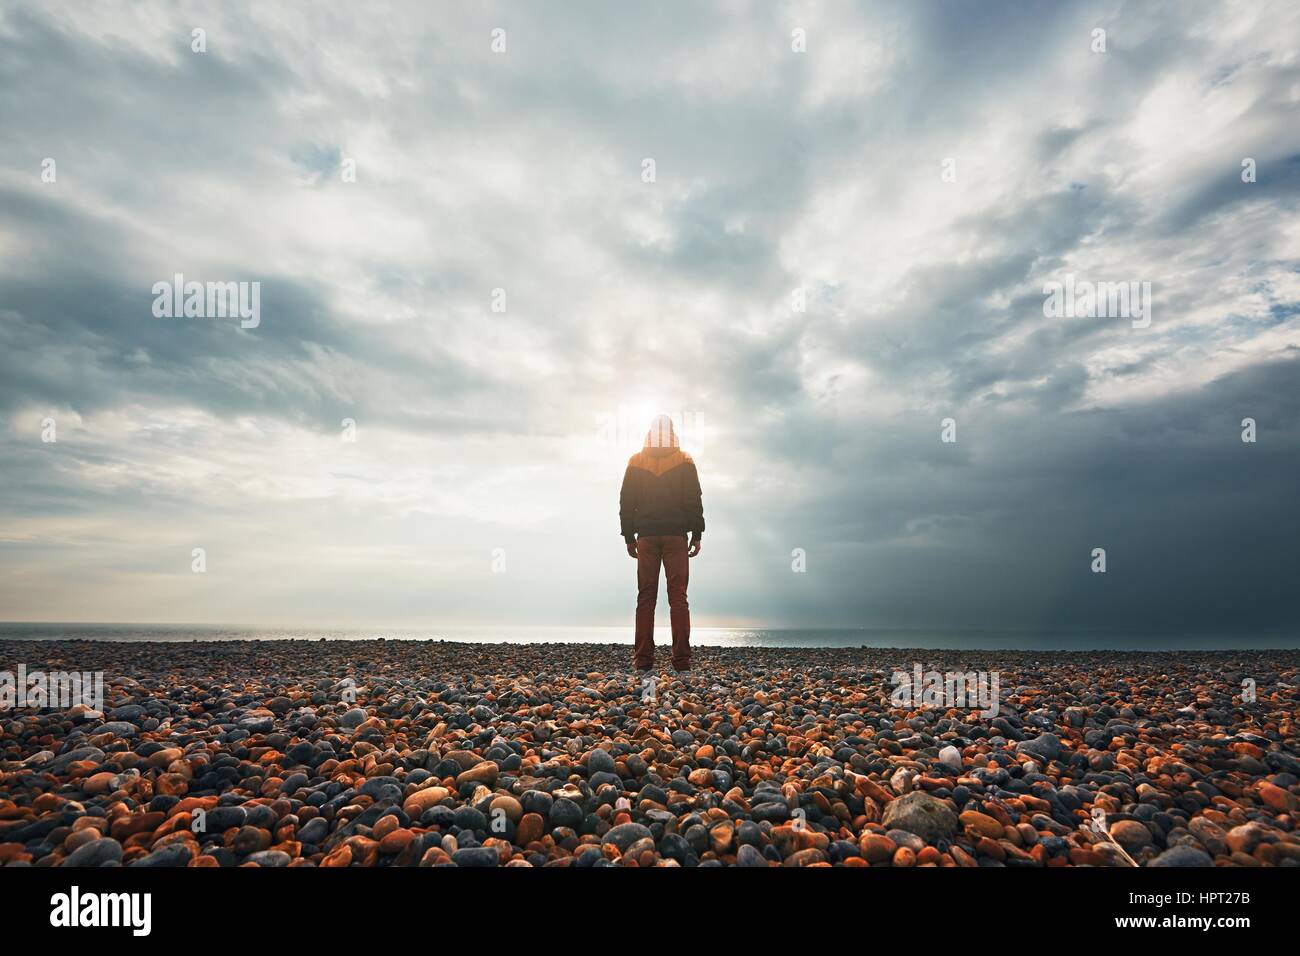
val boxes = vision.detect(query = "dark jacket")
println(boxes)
[619,447,704,542]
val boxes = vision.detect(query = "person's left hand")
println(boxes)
[688,537,701,558]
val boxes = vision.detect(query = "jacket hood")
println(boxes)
[644,414,679,449]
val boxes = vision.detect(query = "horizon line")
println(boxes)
[1,620,1295,638]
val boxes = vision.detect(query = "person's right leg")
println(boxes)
[633,536,663,670]
[662,535,691,671]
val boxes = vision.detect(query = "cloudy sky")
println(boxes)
[1,0,1297,634]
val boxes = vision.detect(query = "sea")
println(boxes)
[0,623,1295,650]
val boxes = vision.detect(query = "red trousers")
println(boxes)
[634,534,691,670]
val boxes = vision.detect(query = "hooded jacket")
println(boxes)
[618,415,704,542]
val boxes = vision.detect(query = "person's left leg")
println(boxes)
[662,534,691,671]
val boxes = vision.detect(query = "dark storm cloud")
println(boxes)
[722,355,1300,632]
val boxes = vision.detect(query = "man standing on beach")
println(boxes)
[619,414,704,690]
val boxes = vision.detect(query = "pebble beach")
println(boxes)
[2,640,1298,868]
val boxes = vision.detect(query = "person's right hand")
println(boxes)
[626,540,638,559]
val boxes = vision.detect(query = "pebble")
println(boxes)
[959,811,1005,840]
[1110,820,1153,852]
[131,843,193,867]
[1149,846,1214,867]
[245,849,292,867]
[62,836,123,867]
[451,846,500,867]
[516,813,545,847]
[586,749,617,776]
[736,844,767,867]
[882,792,958,843]
[602,822,654,852]
[549,798,583,830]
[1016,732,1061,763]
[860,833,897,863]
